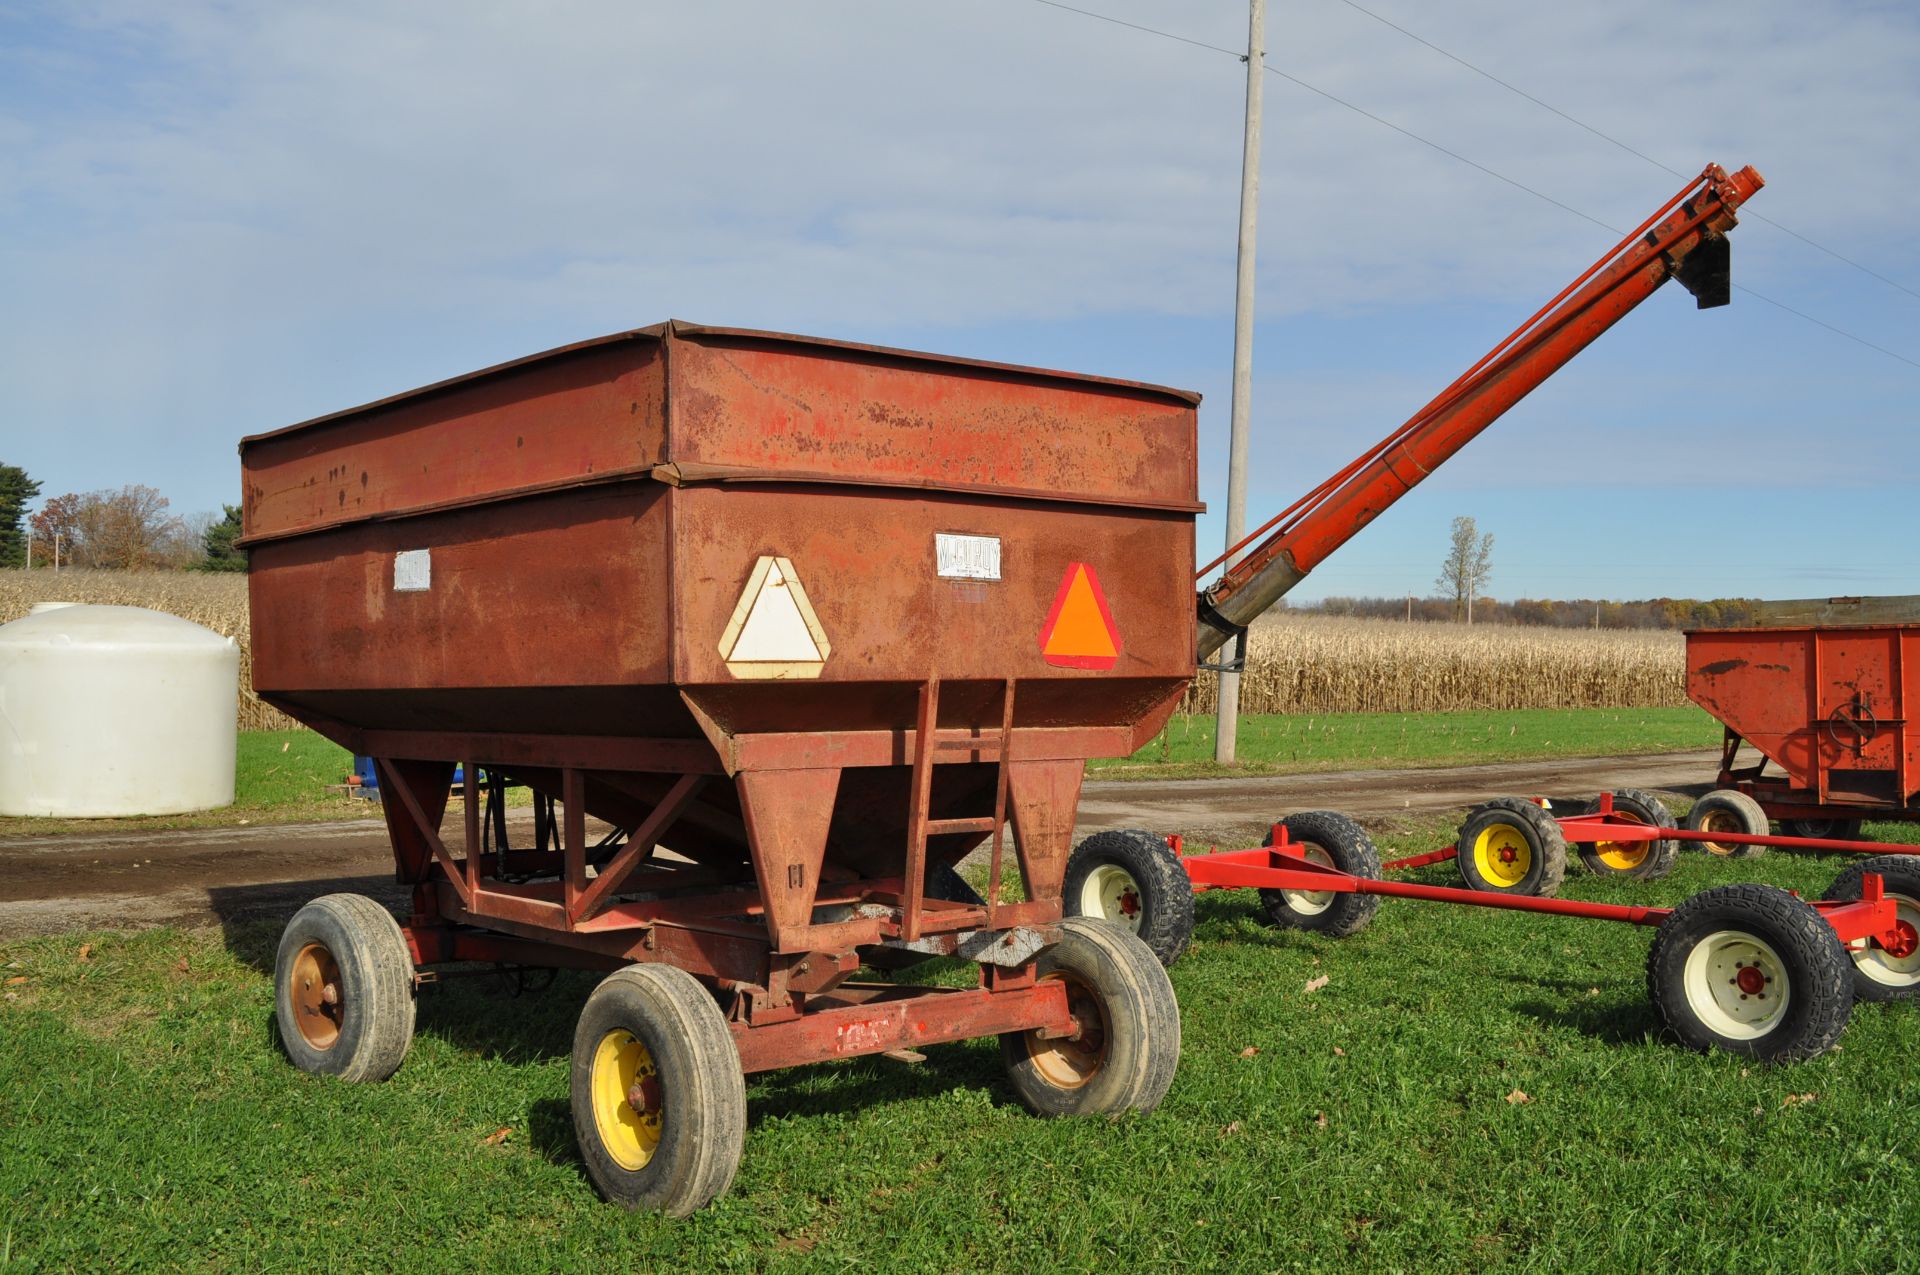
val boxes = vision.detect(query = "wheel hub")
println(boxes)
[291,942,344,1051]
[592,1029,664,1171]
[1472,825,1532,888]
[1279,843,1337,913]
[627,1074,664,1118]
[1081,865,1145,933]
[1884,919,1919,961]
[1700,811,1740,855]
[1683,931,1788,1040]
[1025,974,1109,1089]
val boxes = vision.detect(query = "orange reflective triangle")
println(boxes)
[1040,563,1121,670]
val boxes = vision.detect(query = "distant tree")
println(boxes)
[1511,598,1557,627]
[27,492,81,567]
[32,485,186,570]
[0,464,41,567]
[197,504,247,572]
[1435,516,1494,623]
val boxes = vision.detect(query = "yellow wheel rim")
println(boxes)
[591,1029,663,1171]
[1472,823,1532,888]
[1593,838,1649,871]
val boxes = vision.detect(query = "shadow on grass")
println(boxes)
[1498,979,1661,1046]
[744,1042,1007,1125]
[209,874,411,974]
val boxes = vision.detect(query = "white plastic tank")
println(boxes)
[0,604,240,817]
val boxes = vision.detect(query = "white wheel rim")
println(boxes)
[1281,844,1336,915]
[1079,864,1143,932]
[1855,892,1920,988]
[1682,930,1790,1039]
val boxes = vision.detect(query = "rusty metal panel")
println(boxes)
[249,482,674,704]
[240,335,667,544]
[669,485,1192,718]
[664,326,1199,512]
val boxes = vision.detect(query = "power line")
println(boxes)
[1027,0,1239,57]
[1259,64,1616,235]
[1732,285,1920,371]
[1333,0,1686,180]
[1332,0,1920,305]
[1020,0,1920,373]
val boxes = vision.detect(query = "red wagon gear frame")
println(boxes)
[1064,797,1920,1063]
[245,161,1766,1217]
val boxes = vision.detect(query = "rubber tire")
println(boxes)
[1062,829,1196,967]
[1257,811,1382,938]
[274,893,416,1083]
[1820,856,1920,1003]
[1783,816,1866,842]
[1683,790,1768,858]
[1455,800,1567,897]
[1000,918,1181,1118]
[1646,883,1853,1062]
[570,964,746,1216]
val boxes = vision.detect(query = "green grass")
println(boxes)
[0,731,363,839]
[1092,706,1722,779]
[5,814,1919,1270]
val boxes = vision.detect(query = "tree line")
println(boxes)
[0,462,244,572]
[1297,594,1767,631]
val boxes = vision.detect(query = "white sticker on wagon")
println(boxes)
[393,549,431,592]
[718,556,830,679]
[935,533,1000,580]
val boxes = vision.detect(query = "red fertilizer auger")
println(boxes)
[242,163,1895,1218]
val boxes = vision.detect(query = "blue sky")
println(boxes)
[3,0,1917,602]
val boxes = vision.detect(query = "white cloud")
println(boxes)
[1,0,1917,517]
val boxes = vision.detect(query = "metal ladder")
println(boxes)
[902,676,1016,940]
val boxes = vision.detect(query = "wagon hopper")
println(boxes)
[241,324,1197,1213]
[1685,597,1920,848]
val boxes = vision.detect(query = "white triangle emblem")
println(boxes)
[718,556,830,679]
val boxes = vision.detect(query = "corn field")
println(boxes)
[3,572,1686,732]
[1186,613,1686,715]
[0,569,297,731]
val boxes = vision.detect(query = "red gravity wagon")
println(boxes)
[241,323,1194,1214]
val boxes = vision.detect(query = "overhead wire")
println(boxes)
[1331,0,1920,306]
[1021,0,1919,373]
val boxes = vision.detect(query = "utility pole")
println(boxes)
[23,524,30,571]
[1213,0,1265,766]
[1466,560,1474,626]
